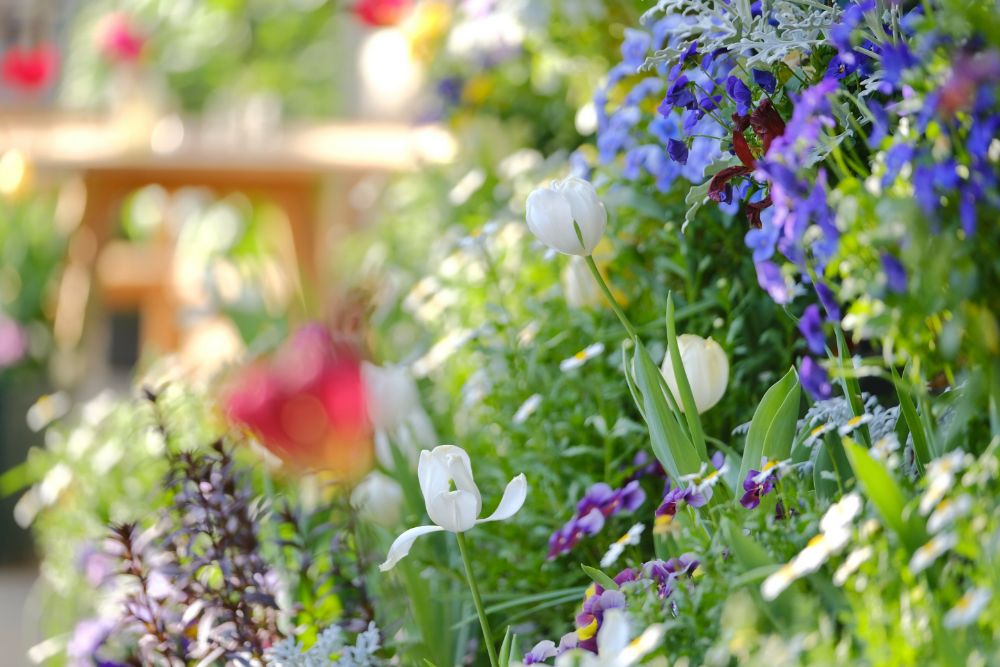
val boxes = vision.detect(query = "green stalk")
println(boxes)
[584,255,638,340]
[456,532,499,667]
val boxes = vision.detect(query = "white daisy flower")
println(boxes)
[920,451,967,515]
[833,545,874,586]
[560,342,605,372]
[513,394,542,424]
[820,493,863,534]
[804,422,835,446]
[600,523,645,568]
[909,532,957,574]
[26,392,70,432]
[837,413,873,436]
[943,588,991,629]
[926,495,972,533]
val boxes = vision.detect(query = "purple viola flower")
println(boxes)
[711,450,726,470]
[800,356,833,400]
[577,508,606,535]
[665,553,700,576]
[726,76,753,114]
[617,480,646,512]
[577,483,615,514]
[740,466,778,509]
[613,567,639,586]
[881,253,907,293]
[799,304,825,354]
[755,260,790,304]
[524,640,557,665]
[656,483,708,518]
[621,28,652,68]
[667,138,689,164]
[752,68,777,93]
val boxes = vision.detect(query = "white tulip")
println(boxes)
[351,471,404,526]
[526,176,607,256]
[562,255,603,308]
[660,334,729,414]
[379,445,527,571]
[361,362,421,432]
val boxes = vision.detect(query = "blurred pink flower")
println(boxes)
[354,0,413,26]
[223,324,374,478]
[97,12,146,63]
[1,43,59,92]
[0,315,27,369]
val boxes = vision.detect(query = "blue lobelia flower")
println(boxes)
[755,260,790,304]
[661,75,697,112]
[744,215,779,262]
[621,28,652,69]
[815,282,841,322]
[799,304,826,354]
[667,138,689,164]
[800,356,833,400]
[752,68,777,94]
[726,75,753,115]
[881,253,908,293]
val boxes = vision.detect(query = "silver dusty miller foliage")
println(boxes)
[265,622,382,667]
[641,0,843,69]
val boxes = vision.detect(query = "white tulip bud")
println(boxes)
[351,471,404,526]
[525,176,606,256]
[660,334,729,414]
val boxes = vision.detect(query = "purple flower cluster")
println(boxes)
[547,480,646,559]
[524,555,699,663]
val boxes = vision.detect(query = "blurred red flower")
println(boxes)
[97,12,146,63]
[354,0,413,26]
[1,43,59,92]
[224,324,374,478]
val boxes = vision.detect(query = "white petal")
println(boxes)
[526,187,585,255]
[478,474,528,524]
[379,524,444,571]
[619,624,665,665]
[556,177,606,254]
[427,489,481,532]
[595,609,631,654]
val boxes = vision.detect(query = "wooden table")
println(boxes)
[0,112,455,354]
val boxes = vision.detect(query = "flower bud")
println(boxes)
[351,471,404,526]
[525,176,606,256]
[660,334,729,414]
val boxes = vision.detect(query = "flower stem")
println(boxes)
[456,532,499,667]
[585,255,638,341]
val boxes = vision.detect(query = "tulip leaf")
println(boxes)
[892,366,931,469]
[720,519,797,628]
[498,627,515,667]
[665,293,709,460]
[631,341,702,480]
[843,438,927,553]
[761,374,800,463]
[738,366,799,486]
[581,564,619,591]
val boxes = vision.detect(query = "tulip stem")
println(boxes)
[456,532,499,667]
[585,255,638,341]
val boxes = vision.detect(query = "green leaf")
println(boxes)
[739,366,799,485]
[721,519,796,627]
[581,564,618,591]
[892,366,930,468]
[665,294,708,460]
[498,627,515,667]
[631,342,702,480]
[761,373,801,463]
[843,439,926,553]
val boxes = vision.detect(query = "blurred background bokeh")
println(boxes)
[0,0,461,660]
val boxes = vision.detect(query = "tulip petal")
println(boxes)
[427,489,481,532]
[526,186,582,255]
[478,473,528,524]
[378,524,444,571]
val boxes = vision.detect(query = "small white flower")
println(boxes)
[837,413,873,436]
[943,587,991,628]
[379,445,527,571]
[909,532,957,574]
[513,394,543,424]
[560,342,605,372]
[926,495,972,533]
[660,334,729,414]
[833,545,874,586]
[26,392,70,432]
[526,176,607,256]
[820,493,862,534]
[600,523,644,568]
